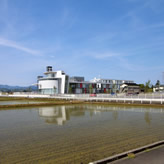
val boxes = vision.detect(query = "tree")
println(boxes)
[145,80,153,93]
[155,80,160,92]
[53,86,57,94]
[139,84,145,89]
[139,84,145,92]
[155,80,160,87]
[89,84,93,93]
[68,87,72,94]
[112,84,116,93]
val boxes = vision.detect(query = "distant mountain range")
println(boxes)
[0,85,37,92]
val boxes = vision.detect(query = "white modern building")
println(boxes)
[37,66,69,94]
[37,66,134,94]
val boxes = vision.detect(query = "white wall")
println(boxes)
[38,80,58,90]
[38,70,68,94]
[55,71,67,94]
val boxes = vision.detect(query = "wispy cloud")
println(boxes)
[144,0,164,14]
[0,38,41,56]
[91,52,137,71]
[70,48,129,60]
[90,32,117,43]
[81,50,143,71]
[93,52,121,59]
[59,7,76,30]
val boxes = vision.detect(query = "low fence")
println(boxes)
[2,92,164,105]
[53,93,164,100]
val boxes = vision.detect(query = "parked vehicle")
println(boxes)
[90,94,97,97]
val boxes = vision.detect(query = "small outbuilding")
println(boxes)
[153,85,164,92]
[120,83,140,95]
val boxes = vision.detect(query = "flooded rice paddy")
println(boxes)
[0,104,164,164]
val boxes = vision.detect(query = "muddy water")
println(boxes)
[0,105,164,164]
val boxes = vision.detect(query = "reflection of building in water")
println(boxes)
[83,105,164,114]
[38,105,164,125]
[39,106,69,125]
[38,106,85,125]
[112,111,118,120]
[144,112,152,125]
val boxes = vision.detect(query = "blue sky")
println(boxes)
[0,0,164,86]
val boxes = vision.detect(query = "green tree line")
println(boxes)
[139,80,161,93]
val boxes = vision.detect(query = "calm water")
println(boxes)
[0,105,164,164]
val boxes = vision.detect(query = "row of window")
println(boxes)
[70,83,120,89]
[101,80,133,84]
[70,88,113,94]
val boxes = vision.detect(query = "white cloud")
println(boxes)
[0,38,41,56]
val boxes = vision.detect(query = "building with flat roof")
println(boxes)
[37,66,69,94]
[69,77,134,94]
[37,66,134,94]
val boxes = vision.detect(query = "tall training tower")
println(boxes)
[162,72,164,84]
[37,66,69,94]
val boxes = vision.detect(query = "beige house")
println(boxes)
[120,83,140,95]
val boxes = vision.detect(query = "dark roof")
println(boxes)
[123,83,139,86]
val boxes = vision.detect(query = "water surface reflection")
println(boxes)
[0,105,164,164]
[38,105,164,125]
[38,106,85,125]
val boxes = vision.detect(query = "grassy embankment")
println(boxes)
[0,97,83,109]
[1,96,164,109]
